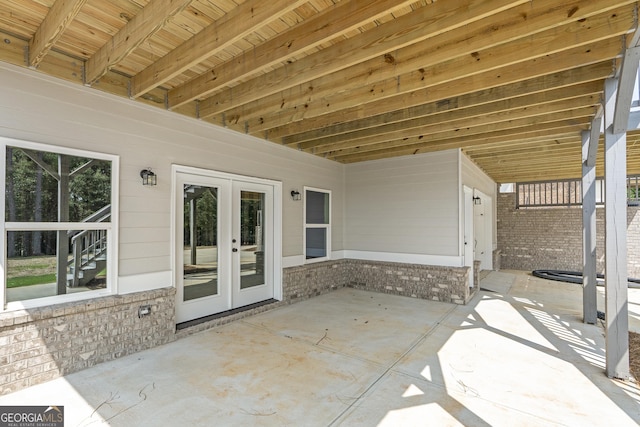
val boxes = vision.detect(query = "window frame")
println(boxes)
[0,137,119,311]
[303,186,331,263]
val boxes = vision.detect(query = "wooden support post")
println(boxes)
[56,155,70,295]
[582,129,597,324]
[603,78,630,380]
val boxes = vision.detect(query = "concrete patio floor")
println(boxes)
[1,271,640,426]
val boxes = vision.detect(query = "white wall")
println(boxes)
[0,63,344,292]
[460,152,496,198]
[460,152,497,247]
[460,152,498,269]
[0,62,500,298]
[344,150,461,266]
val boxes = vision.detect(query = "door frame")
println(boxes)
[231,180,275,307]
[171,165,283,323]
[463,186,474,288]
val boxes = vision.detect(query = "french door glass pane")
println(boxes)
[183,185,219,301]
[240,191,265,289]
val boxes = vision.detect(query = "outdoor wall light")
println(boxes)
[140,168,157,186]
[290,190,301,201]
[473,195,481,205]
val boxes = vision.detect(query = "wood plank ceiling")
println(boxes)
[0,0,639,183]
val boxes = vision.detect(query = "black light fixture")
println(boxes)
[140,168,157,186]
[290,190,301,201]
[473,195,481,205]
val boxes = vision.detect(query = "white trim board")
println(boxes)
[118,271,173,294]
[342,251,464,267]
[283,251,463,268]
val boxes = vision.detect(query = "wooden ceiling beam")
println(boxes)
[466,139,581,158]
[409,122,590,153]
[258,40,619,142]
[325,108,594,158]
[28,0,89,68]
[493,170,586,183]
[481,158,584,173]
[85,0,194,85]
[473,146,583,162]
[246,8,632,135]
[247,2,633,134]
[474,144,640,181]
[130,0,308,98]
[280,63,612,144]
[197,0,532,119]
[166,0,417,109]
[298,84,601,151]
[487,158,585,173]
[332,122,587,163]
[464,137,583,156]
[312,98,597,155]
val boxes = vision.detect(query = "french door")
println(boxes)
[175,170,275,323]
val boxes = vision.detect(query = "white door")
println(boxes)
[175,172,275,323]
[473,191,493,271]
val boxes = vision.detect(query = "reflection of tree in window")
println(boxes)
[197,189,217,247]
[241,198,261,245]
[5,148,112,257]
[4,145,113,302]
[183,186,218,249]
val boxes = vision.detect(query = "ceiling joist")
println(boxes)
[1,0,638,182]
[84,0,195,85]
[28,0,88,68]
[131,0,309,98]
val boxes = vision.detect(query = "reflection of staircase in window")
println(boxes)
[67,205,110,287]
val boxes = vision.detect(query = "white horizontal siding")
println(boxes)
[460,152,496,196]
[460,152,498,250]
[0,63,344,288]
[345,150,460,259]
[118,226,167,244]
[119,257,170,277]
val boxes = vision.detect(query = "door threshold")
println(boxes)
[176,298,278,331]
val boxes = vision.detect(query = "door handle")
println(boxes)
[232,248,238,252]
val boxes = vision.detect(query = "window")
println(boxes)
[1,138,118,309]
[304,187,330,261]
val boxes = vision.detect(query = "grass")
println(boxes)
[6,256,107,289]
[7,255,57,288]
[6,273,57,288]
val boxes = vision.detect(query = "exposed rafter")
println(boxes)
[28,0,88,68]
[167,0,418,109]
[130,0,309,98]
[243,0,632,135]
[197,0,533,119]
[0,0,637,182]
[85,0,194,85]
